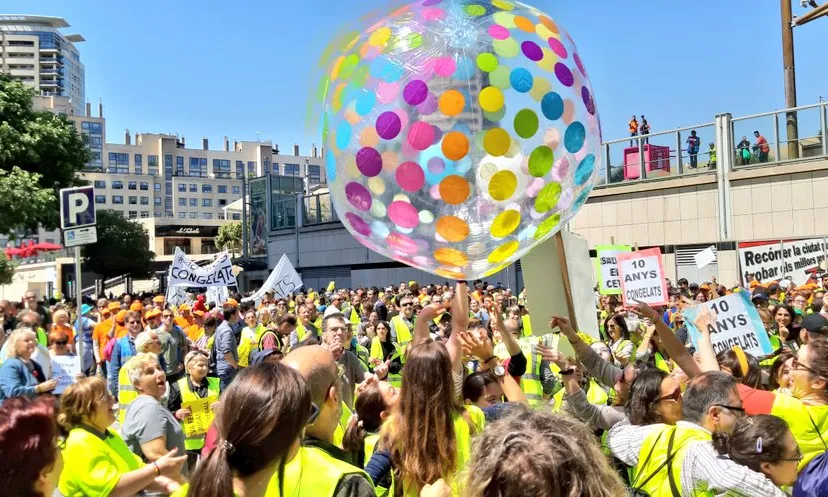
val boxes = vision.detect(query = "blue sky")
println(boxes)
[6,0,827,152]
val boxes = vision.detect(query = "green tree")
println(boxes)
[0,254,14,285]
[215,222,242,256]
[82,210,155,279]
[0,167,58,235]
[0,75,90,233]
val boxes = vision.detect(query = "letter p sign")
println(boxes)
[60,186,96,229]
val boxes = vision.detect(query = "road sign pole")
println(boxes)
[74,245,83,369]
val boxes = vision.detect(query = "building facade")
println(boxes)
[0,15,85,115]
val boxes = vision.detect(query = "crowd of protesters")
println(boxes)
[0,271,827,496]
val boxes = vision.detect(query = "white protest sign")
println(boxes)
[694,246,717,269]
[50,355,81,395]
[738,238,827,286]
[682,292,774,357]
[242,254,304,304]
[595,245,632,295]
[206,285,229,306]
[168,248,238,288]
[617,248,669,307]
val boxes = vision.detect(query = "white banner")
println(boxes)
[165,283,192,308]
[51,355,81,395]
[738,238,827,286]
[594,245,631,295]
[168,248,238,288]
[683,292,774,357]
[242,254,303,304]
[206,286,230,306]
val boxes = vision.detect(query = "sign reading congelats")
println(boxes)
[738,238,828,286]
[683,292,774,358]
[616,248,668,307]
[168,247,237,288]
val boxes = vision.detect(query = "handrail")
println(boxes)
[731,101,828,122]
[602,121,715,146]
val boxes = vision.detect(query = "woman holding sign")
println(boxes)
[168,351,220,472]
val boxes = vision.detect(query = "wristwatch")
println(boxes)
[492,364,506,378]
[559,368,576,376]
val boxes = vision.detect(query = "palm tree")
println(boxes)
[215,222,242,257]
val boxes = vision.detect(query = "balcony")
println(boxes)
[39,80,61,88]
[39,69,62,76]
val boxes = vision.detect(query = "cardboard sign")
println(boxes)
[617,248,668,307]
[738,238,827,287]
[50,355,81,395]
[683,292,774,358]
[595,245,632,295]
[181,396,217,438]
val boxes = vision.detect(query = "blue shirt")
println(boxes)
[215,321,238,380]
[0,357,44,400]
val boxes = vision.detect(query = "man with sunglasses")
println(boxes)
[279,344,375,497]
[606,371,785,496]
[389,295,416,350]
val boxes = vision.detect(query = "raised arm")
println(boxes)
[447,282,469,375]
[488,302,520,357]
[694,306,720,373]
[635,301,701,378]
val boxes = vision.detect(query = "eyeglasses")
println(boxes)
[127,320,139,325]
[401,302,414,307]
[780,449,804,463]
[162,314,173,318]
[713,404,745,416]
[54,340,69,346]
[657,387,682,403]
[307,402,321,425]
[792,357,821,376]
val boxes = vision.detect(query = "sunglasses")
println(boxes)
[127,320,139,325]
[401,302,414,307]
[54,340,69,346]
[713,404,745,415]
[162,314,173,318]
[658,387,682,403]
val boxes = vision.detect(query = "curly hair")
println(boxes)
[462,405,625,497]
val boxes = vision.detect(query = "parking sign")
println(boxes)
[60,186,96,229]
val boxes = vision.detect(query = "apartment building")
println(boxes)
[0,15,85,115]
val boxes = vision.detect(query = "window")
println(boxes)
[179,212,187,219]
[202,198,212,207]
[134,154,142,175]
[148,155,159,176]
[308,164,321,184]
[232,213,241,220]
[154,183,162,192]
[89,136,103,148]
[176,156,184,176]
[213,159,231,178]
[140,182,148,191]
[112,195,124,204]
[140,211,149,218]
[189,198,197,207]
[164,154,173,178]
[140,197,149,205]
[95,195,106,204]
[128,181,137,190]
[219,199,227,207]
[189,184,197,192]
[189,212,198,219]
[201,213,213,219]
[236,160,245,179]
[248,161,257,177]
[94,180,106,189]
[218,185,227,194]
[128,196,137,205]
[112,181,123,190]
[202,184,213,193]
[232,186,241,195]
[179,198,187,206]
[284,163,300,176]
[108,153,129,174]
[178,184,186,192]
[154,198,161,205]
[189,157,207,177]
[128,211,138,219]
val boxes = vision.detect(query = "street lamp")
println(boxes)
[782,0,828,160]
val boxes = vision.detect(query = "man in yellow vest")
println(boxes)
[389,294,415,351]
[273,345,375,497]
[292,302,322,348]
[606,372,785,496]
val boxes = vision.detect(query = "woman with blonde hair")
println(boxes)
[462,405,626,497]
[50,309,75,353]
[57,376,186,496]
[0,328,57,400]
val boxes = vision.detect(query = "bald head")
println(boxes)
[283,345,337,407]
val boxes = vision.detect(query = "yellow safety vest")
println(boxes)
[353,343,370,369]
[494,336,546,406]
[552,378,610,411]
[237,325,259,368]
[631,424,712,497]
[771,392,828,469]
[370,337,403,387]
[177,376,220,451]
[611,339,633,363]
[266,445,373,497]
[390,315,413,351]
[117,367,138,424]
[654,352,672,373]
[333,401,353,449]
[59,426,143,497]
[521,314,533,338]
[349,307,361,326]
[364,433,394,497]
[760,335,783,367]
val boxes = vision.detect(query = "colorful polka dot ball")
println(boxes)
[321,0,601,280]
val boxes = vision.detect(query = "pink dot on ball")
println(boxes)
[388,201,420,229]
[548,37,568,58]
[356,147,383,177]
[416,93,438,115]
[422,7,445,21]
[345,182,372,211]
[428,156,445,174]
[551,156,569,182]
[377,81,400,104]
[396,161,425,192]
[430,184,441,199]
[435,57,457,77]
[346,213,372,236]
[407,121,436,151]
[387,233,419,254]
[489,24,510,40]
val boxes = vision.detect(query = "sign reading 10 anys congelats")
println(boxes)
[60,186,97,247]
[595,245,632,295]
[616,247,669,307]
[682,292,774,358]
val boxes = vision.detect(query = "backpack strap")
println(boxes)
[806,411,828,451]
[631,428,679,492]
[666,427,682,497]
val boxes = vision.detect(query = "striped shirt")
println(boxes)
[606,421,786,496]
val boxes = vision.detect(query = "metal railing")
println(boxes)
[303,193,339,226]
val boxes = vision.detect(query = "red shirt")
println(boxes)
[756,135,770,153]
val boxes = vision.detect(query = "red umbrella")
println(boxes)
[31,242,63,252]
[3,247,23,257]
[18,240,37,258]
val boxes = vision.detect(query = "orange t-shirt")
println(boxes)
[50,323,75,345]
[185,324,203,342]
[92,318,127,359]
[175,315,193,330]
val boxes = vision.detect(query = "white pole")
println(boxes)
[74,245,83,368]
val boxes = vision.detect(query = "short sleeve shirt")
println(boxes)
[120,395,187,474]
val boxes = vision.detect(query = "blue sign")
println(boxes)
[684,292,774,358]
[60,186,96,229]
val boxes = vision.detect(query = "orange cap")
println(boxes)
[193,310,205,317]
[152,295,165,303]
[129,302,144,312]
[226,299,239,308]
[178,303,191,311]
[144,308,161,320]
[115,310,128,325]
[108,302,122,312]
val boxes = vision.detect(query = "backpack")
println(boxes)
[793,414,828,497]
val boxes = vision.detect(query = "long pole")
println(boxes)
[241,173,249,292]
[74,246,84,367]
[781,0,799,159]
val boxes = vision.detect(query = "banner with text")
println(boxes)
[168,248,238,288]
[617,248,669,307]
[683,292,774,358]
[738,238,828,287]
[242,254,303,304]
[595,245,632,295]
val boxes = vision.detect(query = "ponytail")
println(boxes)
[342,414,366,454]
[187,441,234,497]
[711,432,732,455]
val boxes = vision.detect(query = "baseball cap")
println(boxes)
[129,301,144,312]
[178,303,191,311]
[225,299,239,308]
[802,314,828,335]
[144,308,161,320]
[192,309,205,317]
[108,302,122,312]
[152,295,165,303]
[115,310,128,325]
[751,290,769,302]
